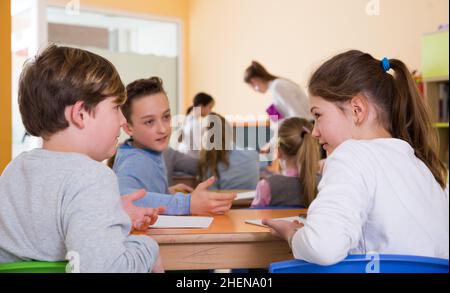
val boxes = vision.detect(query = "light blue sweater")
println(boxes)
[113,139,191,215]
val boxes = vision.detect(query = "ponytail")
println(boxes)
[296,129,321,206]
[186,105,194,115]
[278,118,321,207]
[389,59,447,188]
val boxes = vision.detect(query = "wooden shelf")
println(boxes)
[433,122,449,128]
[424,76,449,83]
[422,77,448,168]
[422,30,449,168]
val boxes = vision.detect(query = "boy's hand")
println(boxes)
[261,219,304,241]
[151,255,165,273]
[190,177,236,215]
[121,189,166,231]
[168,183,194,194]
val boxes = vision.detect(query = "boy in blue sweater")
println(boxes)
[112,77,236,215]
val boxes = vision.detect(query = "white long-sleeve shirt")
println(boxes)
[292,138,449,265]
[268,78,312,120]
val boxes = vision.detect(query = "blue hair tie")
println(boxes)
[381,57,390,72]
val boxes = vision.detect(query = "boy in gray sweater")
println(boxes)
[0,45,162,273]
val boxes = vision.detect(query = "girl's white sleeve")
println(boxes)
[291,142,375,265]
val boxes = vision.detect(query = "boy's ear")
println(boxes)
[67,101,87,129]
[349,95,368,125]
[122,122,134,136]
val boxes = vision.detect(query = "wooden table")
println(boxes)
[212,189,254,208]
[134,209,306,270]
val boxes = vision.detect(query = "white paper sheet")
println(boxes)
[234,190,256,201]
[149,215,214,229]
[245,216,305,228]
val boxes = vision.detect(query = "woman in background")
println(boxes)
[178,92,215,157]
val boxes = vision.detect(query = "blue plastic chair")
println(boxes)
[269,254,449,273]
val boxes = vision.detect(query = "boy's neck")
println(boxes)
[129,139,162,154]
[42,131,88,156]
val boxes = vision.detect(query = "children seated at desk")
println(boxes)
[112,77,236,215]
[251,118,321,208]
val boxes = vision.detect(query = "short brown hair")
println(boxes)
[18,44,126,139]
[122,77,166,123]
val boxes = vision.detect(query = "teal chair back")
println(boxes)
[0,261,67,273]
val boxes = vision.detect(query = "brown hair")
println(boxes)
[107,77,167,168]
[198,113,234,180]
[278,118,321,206]
[121,76,166,123]
[308,50,447,188]
[186,92,215,115]
[244,61,278,83]
[18,44,126,139]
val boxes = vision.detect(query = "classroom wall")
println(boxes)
[1,0,191,170]
[0,0,12,173]
[188,0,449,116]
[49,0,191,109]
[2,0,448,170]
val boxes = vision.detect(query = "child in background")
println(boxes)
[163,147,199,186]
[251,118,320,208]
[112,77,236,215]
[264,50,449,264]
[178,92,215,157]
[0,45,162,272]
[198,113,260,190]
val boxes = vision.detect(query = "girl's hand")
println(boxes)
[168,183,194,194]
[262,219,304,241]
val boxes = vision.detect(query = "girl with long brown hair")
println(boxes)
[198,113,260,190]
[264,50,449,265]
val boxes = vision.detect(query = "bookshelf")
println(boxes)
[422,30,449,168]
